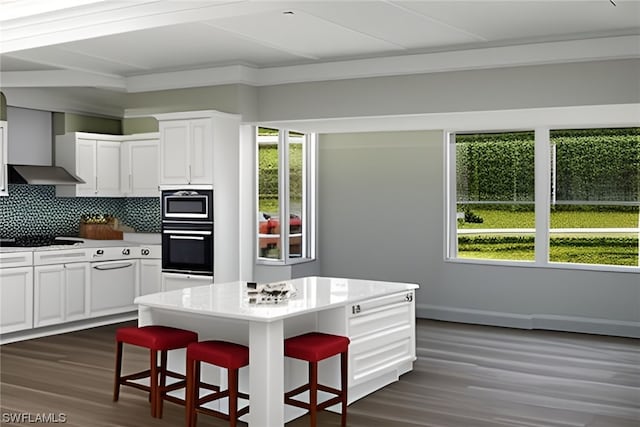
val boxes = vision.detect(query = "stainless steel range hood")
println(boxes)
[8,164,85,185]
[6,107,85,186]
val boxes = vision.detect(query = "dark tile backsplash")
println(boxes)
[0,184,160,238]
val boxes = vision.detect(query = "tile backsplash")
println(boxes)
[0,184,160,238]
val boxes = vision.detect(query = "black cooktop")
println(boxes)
[0,235,82,248]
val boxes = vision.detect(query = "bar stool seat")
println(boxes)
[186,340,250,427]
[113,325,198,418]
[284,332,350,427]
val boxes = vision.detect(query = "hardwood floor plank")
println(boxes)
[1,319,638,426]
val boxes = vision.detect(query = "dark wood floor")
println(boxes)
[1,319,638,426]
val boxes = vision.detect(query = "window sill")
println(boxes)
[445,257,640,273]
[256,257,316,267]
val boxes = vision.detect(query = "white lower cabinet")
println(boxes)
[140,259,162,295]
[162,272,212,291]
[34,262,89,327]
[0,264,34,334]
[347,291,415,388]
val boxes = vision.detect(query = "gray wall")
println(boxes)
[259,59,639,122]
[318,131,640,337]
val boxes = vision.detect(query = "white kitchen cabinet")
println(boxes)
[121,133,160,196]
[0,251,33,334]
[347,291,415,393]
[159,118,212,185]
[34,263,89,327]
[162,272,212,291]
[0,121,7,196]
[55,132,121,197]
[33,249,90,327]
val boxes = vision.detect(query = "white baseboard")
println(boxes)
[0,312,138,345]
[416,304,640,338]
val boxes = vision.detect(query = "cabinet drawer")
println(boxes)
[350,332,413,385]
[34,249,89,265]
[0,251,33,268]
[348,300,413,340]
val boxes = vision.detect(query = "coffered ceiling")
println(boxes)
[1,0,639,93]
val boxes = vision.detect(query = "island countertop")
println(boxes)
[134,276,419,322]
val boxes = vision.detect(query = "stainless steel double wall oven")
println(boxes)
[161,187,213,276]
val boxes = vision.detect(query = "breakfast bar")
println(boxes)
[134,276,418,427]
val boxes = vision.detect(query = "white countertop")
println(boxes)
[135,276,418,322]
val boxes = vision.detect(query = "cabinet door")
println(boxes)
[76,139,96,196]
[96,140,121,196]
[65,263,89,321]
[160,121,190,185]
[0,123,7,195]
[0,267,33,334]
[188,118,213,184]
[162,272,212,291]
[129,140,159,196]
[140,259,162,295]
[34,265,65,327]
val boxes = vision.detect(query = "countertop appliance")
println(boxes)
[90,246,138,315]
[0,235,84,248]
[161,187,214,276]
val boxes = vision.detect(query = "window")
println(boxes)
[450,131,536,262]
[257,127,316,263]
[447,127,639,269]
[549,128,639,267]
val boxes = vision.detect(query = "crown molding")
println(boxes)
[1,35,638,93]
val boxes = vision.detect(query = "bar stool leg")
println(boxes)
[185,357,194,427]
[309,361,318,427]
[113,341,123,402]
[228,368,239,427]
[150,349,159,418]
[157,350,168,418]
[341,351,348,427]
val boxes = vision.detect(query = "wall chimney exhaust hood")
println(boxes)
[8,165,85,185]
[6,106,84,185]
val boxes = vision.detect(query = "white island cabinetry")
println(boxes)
[347,290,415,401]
[135,276,418,427]
[0,251,33,334]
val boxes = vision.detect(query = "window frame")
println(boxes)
[445,127,640,273]
[256,127,316,265]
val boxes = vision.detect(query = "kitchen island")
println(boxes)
[134,276,418,427]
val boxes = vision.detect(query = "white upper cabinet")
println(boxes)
[159,117,213,185]
[121,133,159,197]
[0,121,7,196]
[56,132,122,197]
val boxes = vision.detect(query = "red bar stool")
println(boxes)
[185,340,250,427]
[284,332,350,427]
[113,325,198,418]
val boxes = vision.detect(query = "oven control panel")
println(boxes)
[91,247,137,261]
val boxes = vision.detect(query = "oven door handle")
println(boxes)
[93,262,134,271]
[169,235,205,241]
[163,230,212,236]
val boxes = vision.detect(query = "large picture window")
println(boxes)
[447,127,639,269]
[257,127,316,263]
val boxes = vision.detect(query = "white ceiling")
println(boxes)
[1,0,639,93]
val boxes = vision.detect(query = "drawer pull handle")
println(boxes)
[352,304,361,314]
[405,293,413,302]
